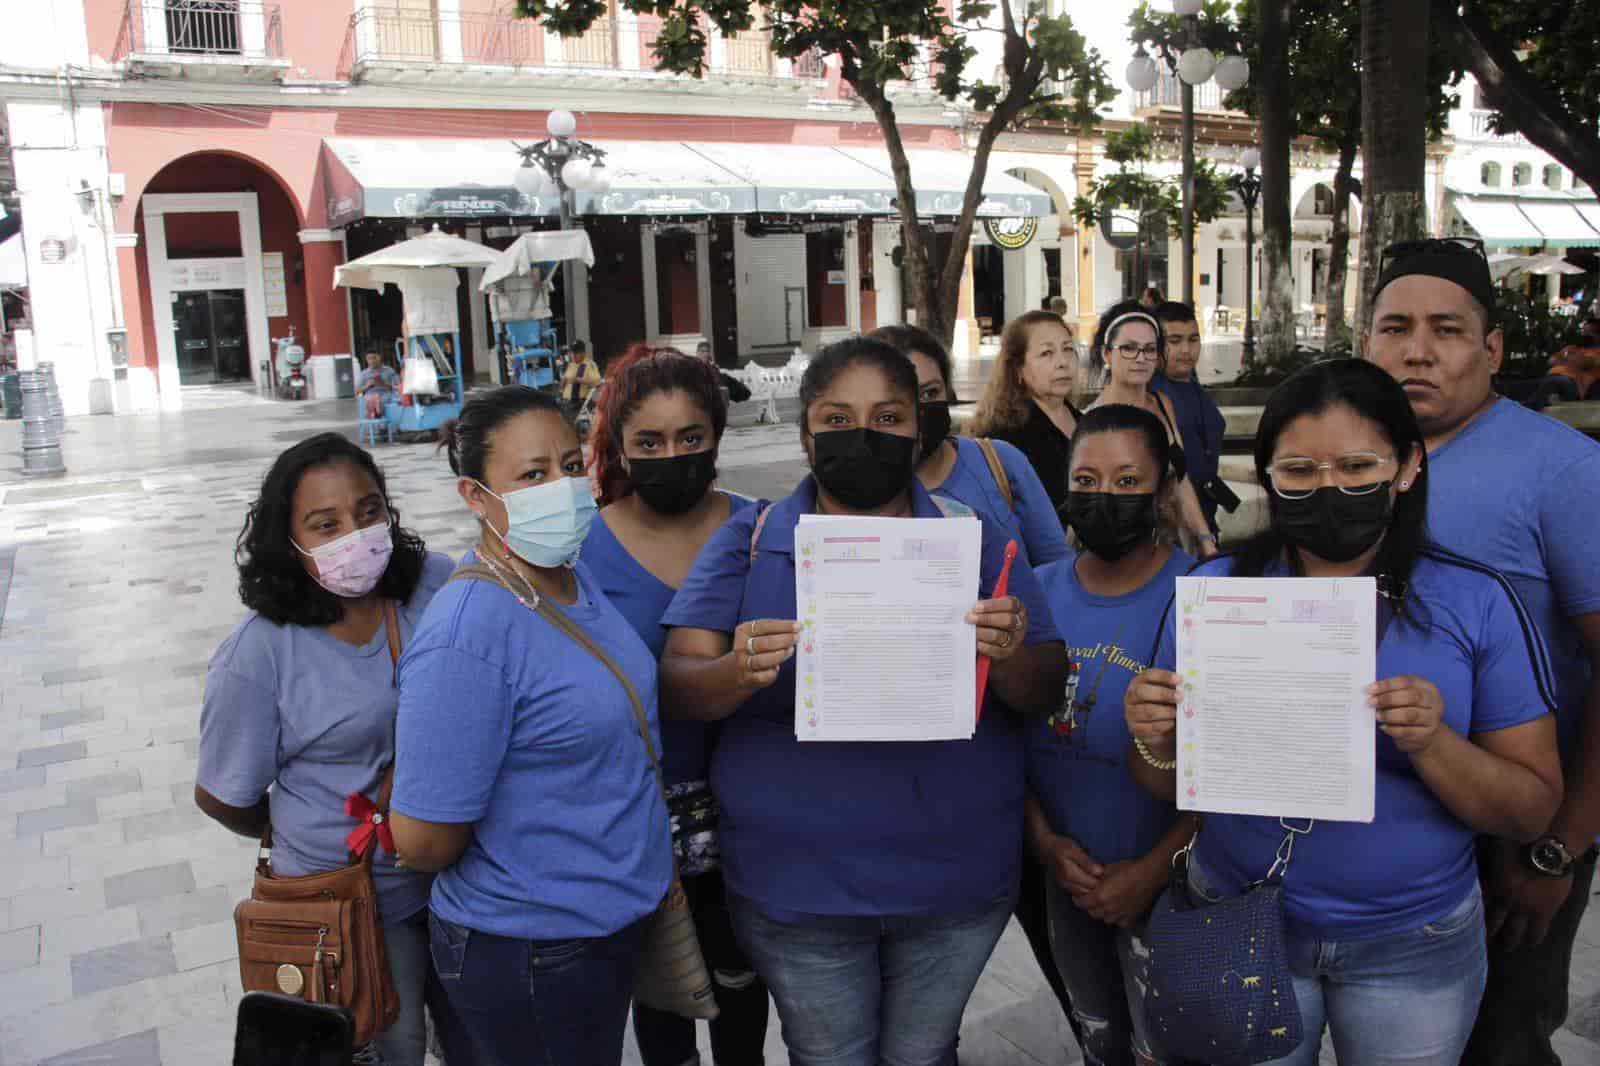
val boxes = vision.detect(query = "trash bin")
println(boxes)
[0,373,20,420]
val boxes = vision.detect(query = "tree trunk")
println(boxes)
[1256,0,1296,366]
[1324,138,1358,350]
[1357,0,1431,340]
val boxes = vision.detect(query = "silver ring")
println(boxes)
[996,630,1013,649]
[746,635,757,658]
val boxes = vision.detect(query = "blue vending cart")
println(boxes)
[482,230,595,396]
[334,226,501,439]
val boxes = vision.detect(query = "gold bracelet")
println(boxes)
[1134,737,1177,771]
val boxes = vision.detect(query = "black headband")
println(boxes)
[1372,250,1496,322]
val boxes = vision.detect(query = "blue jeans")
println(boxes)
[727,893,1013,1066]
[1189,856,1487,1066]
[428,912,647,1066]
[1045,880,1163,1066]
[368,909,476,1066]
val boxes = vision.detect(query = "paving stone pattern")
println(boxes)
[0,387,1595,1064]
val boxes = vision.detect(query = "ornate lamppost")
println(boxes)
[513,110,612,346]
[1233,147,1262,367]
[1125,0,1249,306]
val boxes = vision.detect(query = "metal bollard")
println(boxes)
[20,370,65,478]
[38,361,65,435]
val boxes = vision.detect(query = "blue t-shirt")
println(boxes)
[1027,550,1193,865]
[661,476,1064,919]
[392,560,673,940]
[1152,373,1226,532]
[930,437,1069,567]
[1158,550,1556,940]
[1426,397,1600,758]
[198,551,455,927]
[582,492,756,787]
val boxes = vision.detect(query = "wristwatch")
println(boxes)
[1526,834,1577,878]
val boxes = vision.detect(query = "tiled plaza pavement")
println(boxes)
[0,386,1595,1064]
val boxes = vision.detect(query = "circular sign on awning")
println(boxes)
[38,239,68,264]
[983,217,1039,251]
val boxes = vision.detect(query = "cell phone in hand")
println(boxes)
[233,992,354,1066]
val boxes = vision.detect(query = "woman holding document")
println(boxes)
[1025,404,1196,1066]
[1123,359,1562,1066]
[660,336,1066,1066]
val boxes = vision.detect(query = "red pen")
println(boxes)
[975,539,1018,726]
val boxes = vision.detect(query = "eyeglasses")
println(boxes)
[1377,236,1487,279]
[1266,452,1397,499]
[1112,343,1161,361]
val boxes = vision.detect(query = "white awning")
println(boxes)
[1579,203,1600,237]
[1452,197,1543,248]
[0,234,25,289]
[833,147,1054,218]
[1517,201,1600,245]
[688,143,898,215]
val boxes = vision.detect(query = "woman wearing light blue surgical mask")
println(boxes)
[390,386,673,1066]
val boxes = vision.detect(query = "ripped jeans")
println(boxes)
[632,870,770,1066]
[1045,879,1165,1066]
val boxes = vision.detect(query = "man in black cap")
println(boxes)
[1366,237,1600,1066]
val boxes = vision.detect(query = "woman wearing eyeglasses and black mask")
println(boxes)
[660,336,1066,1066]
[1089,300,1216,558]
[1025,403,1197,1066]
[1124,359,1563,1066]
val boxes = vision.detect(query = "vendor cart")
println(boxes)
[480,230,595,393]
[335,226,500,437]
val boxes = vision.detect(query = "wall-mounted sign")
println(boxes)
[169,257,247,292]
[826,269,846,285]
[38,239,69,264]
[983,217,1039,251]
[262,252,288,318]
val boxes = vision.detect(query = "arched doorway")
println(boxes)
[135,151,307,401]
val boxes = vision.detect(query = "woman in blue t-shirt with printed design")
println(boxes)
[582,344,770,1066]
[1124,360,1563,1066]
[660,337,1067,1066]
[1025,404,1196,1066]
[389,387,672,1066]
[196,432,471,1066]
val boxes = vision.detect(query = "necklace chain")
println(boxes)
[479,549,543,611]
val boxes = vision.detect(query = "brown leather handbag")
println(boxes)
[232,602,404,1047]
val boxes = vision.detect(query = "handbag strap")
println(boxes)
[258,600,404,867]
[975,438,1015,513]
[447,563,666,791]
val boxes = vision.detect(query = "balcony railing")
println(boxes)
[114,0,283,63]
[1469,110,1529,145]
[341,7,830,84]
[1133,73,1230,113]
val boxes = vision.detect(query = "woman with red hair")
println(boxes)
[582,344,769,1066]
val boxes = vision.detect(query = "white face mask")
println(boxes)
[475,476,596,568]
[292,522,394,599]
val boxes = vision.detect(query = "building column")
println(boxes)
[114,233,158,413]
[299,230,351,359]
[954,243,979,360]
[1074,152,1099,341]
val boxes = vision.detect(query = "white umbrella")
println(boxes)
[480,230,595,291]
[1491,252,1585,281]
[334,225,501,291]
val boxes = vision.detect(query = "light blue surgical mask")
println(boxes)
[475,476,596,568]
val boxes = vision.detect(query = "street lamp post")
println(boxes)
[513,110,612,351]
[1126,2,1249,307]
[1233,147,1262,368]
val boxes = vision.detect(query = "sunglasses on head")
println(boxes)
[1377,236,1487,278]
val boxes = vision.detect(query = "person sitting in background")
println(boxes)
[1139,287,1164,310]
[357,349,400,419]
[696,340,753,403]
[1049,296,1070,318]
[1536,319,1600,408]
[1152,301,1230,539]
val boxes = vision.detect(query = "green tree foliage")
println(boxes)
[1071,123,1229,240]
[512,0,1117,345]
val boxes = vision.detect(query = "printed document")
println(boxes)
[794,515,982,741]
[1174,575,1376,822]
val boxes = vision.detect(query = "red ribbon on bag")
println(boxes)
[344,792,395,857]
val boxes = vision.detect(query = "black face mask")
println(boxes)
[810,428,918,510]
[1274,483,1393,563]
[627,451,718,516]
[918,402,953,463]
[1061,491,1158,561]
